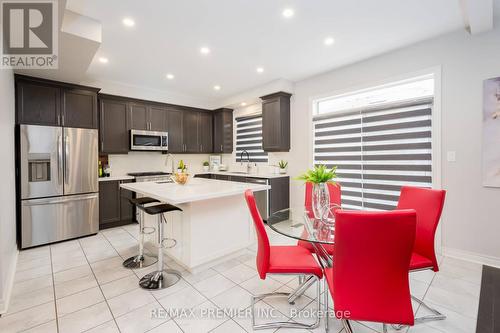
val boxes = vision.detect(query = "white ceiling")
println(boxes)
[61,0,467,104]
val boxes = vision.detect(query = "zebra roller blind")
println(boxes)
[235,114,268,163]
[313,98,433,210]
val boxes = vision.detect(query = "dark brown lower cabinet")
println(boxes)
[193,174,290,215]
[269,177,290,215]
[99,180,136,229]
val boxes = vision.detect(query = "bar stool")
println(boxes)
[122,197,160,269]
[139,203,182,290]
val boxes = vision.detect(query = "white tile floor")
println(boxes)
[0,224,481,333]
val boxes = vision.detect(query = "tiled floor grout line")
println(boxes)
[77,238,123,333]
[110,227,187,333]
[49,245,61,333]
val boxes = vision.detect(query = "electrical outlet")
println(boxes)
[447,151,456,162]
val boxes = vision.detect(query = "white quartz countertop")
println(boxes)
[120,177,270,205]
[98,176,135,182]
[195,171,289,179]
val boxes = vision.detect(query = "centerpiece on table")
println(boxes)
[297,165,337,220]
[172,160,189,185]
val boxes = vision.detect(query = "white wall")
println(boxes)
[288,26,500,264]
[0,69,18,313]
[108,152,214,175]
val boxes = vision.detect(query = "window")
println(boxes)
[235,114,268,163]
[313,76,434,210]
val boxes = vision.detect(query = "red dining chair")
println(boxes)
[324,210,416,333]
[244,190,323,330]
[395,186,447,325]
[297,182,341,255]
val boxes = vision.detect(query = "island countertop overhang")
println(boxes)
[120,178,270,205]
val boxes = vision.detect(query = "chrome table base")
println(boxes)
[139,269,181,290]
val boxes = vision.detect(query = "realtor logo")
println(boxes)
[1,0,58,68]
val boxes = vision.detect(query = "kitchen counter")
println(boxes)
[195,171,289,179]
[98,175,135,182]
[120,177,268,272]
[120,177,269,205]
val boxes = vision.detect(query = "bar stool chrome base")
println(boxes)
[139,269,181,290]
[122,253,157,269]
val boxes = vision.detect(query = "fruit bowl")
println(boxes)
[171,172,189,185]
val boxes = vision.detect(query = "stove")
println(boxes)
[127,171,170,177]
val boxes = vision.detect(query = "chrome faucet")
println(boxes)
[240,150,251,173]
[165,153,175,174]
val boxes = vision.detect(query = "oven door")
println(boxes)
[130,130,168,151]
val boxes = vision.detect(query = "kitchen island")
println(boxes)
[121,178,269,272]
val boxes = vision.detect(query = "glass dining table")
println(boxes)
[266,205,339,268]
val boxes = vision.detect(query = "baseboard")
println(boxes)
[0,250,19,315]
[443,247,500,269]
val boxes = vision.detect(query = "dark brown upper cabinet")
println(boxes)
[149,106,168,132]
[16,80,61,126]
[129,103,149,130]
[99,97,129,154]
[62,88,98,129]
[130,103,168,132]
[182,110,200,153]
[261,92,291,152]
[199,111,213,153]
[213,108,233,153]
[167,107,183,153]
[15,75,99,128]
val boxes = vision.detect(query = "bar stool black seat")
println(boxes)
[130,197,160,206]
[142,203,182,215]
[122,197,160,269]
[139,203,183,290]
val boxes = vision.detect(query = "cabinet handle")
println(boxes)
[61,114,64,126]
[220,144,223,152]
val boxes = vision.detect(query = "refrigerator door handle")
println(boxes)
[23,193,98,206]
[64,135,69,183]
[57,134,63,186]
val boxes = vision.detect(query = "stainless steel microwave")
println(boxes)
[130,130,168,151]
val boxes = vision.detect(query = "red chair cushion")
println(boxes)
[268,246,323,278]
[409,252,434,271]
[298,239,335,255]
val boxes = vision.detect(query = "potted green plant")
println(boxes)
[177,160,187,173]
[297,165,337,219]
[202,161,210,172]
[278,160,288,174]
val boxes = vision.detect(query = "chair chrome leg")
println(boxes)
[123,208,157,269]
[324,278,329,332]
[342,320,353,333]
[251,275,321,330]
[412,295,446,324]
[383,323,388,333]
[287,275,315,304]
[139,213,180,290]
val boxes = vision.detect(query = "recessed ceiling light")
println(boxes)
[200,47,211,55]
[166,73,175,80]
[256,67,264,73]
[98,57,109,64]
[240,102,247,106]
[282,8,295,18]
[213,85,221,91]
[324,37,335,46]
[122,17,135,27]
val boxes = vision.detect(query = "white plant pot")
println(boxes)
[279,168,287,174]
[203,166,209,172]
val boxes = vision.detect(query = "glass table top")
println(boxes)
[266,205,338,245]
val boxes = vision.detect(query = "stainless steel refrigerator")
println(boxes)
[19,124,99,248]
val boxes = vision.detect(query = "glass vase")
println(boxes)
[312,182,330,220]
